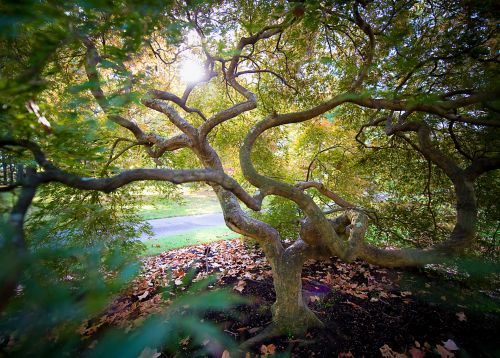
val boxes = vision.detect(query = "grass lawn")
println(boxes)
[142,226,239,256]
[137,190,221,220]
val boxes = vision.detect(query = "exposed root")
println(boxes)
[238,312,324,354]
[239,324,282,352]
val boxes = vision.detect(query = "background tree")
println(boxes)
[1,0,499,340]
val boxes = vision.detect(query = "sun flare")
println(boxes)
[180,59,205,84]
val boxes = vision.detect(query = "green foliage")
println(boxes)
[0,220,242,357]
[253,196,301,240]
[27,184,148,261]
[0,2,242,354]
[0,0,499,351]
[474,171,500,261]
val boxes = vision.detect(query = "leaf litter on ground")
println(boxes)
[78,238,498,357]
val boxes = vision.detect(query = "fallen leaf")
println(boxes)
[456,312,467,322]
[233,280,246,293]
[436,345,454,358]
[379,344,407,358]
[309,295,321,303]
[179,336,190,346]
[344,300,362,310]
[442,339,459,351]
[173,268,185,278]
[260,343,276,355]
[338,351,354,357]
[409,346,425,358]
[137,291,149,301]
[324,272,334,285]
[352,292,369,299]
[138,347,162,358]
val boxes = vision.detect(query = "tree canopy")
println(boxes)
[1,0,499,342]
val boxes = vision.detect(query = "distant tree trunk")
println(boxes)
[9,163,14,184]
[2,153,7,185]
[16,164,24,182]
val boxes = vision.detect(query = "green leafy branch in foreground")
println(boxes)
[0,220,243,357]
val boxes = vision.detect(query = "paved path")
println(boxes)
[140,212,225,240]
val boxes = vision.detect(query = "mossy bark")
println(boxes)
[270,253,323,334]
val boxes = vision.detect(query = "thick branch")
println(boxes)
[199,94,257,139]
[0,168,37,311]
[147,133,192,158]
[37,167,260,211]
[148,89,207,121]
[0,138,261,211]
[141,98,198,139]
[465,155,500,181]
[350,2,376,90]
[296,181,355,208]
[349,93,500,127]
[240,113,348,258]
[385,120,464,181]
[83,39,149,141]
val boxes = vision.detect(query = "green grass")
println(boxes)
[137,190,222,220]
[142,226,239,256]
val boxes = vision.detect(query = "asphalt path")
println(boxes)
[140,212,225,240]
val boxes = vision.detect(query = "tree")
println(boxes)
[1,0,499,339]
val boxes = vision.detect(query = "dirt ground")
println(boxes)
[83,239,500,357]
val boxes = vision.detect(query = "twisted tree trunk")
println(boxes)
[271,251,323,333]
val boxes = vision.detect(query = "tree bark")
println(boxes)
[271,256,323,333]
[2,153,7,185]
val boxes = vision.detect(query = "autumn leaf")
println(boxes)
[138,347,162,358]
[338,351,355,357]
[179,336,190,347]
[221,349,231,358]
[456,312,467,322]
[344,300,362,310]
[442,339,459,351]
[260,343,276,355]
[173,268,185,278]
[309,295,320,303]
[137,290,149,301]
[324,272,334,285]
[435,345,454,358]
[409,346,426,358]
[379,344,407,358]
[233,280,246,293]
